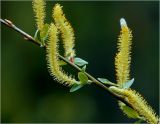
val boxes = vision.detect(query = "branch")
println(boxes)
[0,18,134,109]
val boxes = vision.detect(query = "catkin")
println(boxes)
[53,4,76,58]
[46,23,76,86]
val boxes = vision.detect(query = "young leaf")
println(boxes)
[74,57,88,66]
[78,72,88,84]
[98,78,110,83]
[70,83,84,92]
[87,80,92,84]
[122,78,134,89]
[34,29,40,41]
[59,60,67,66]
[40,23,49,41]
[98,78,118,86]
[134,119,143,124]
[121,104,140,119]
[81,65,86,72]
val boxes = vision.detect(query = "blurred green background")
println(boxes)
[1,1,159,123]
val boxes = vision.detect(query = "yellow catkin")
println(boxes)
[114,19,158,124]
[46,23,76,86]
[53,4,75,58]
[109,86,158,124]
[125,90,158,124]
[115,18,132,85]
[32,0,46,31]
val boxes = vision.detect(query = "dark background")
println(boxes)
[1,1,159,123]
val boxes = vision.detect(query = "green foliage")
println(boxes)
[78,72,88,84]
[74,57,88,66]
[134,119,143,124]
[98,78,118,86]
[121,78,134,89]
[59,60,67,66]
[70,71,89,92]
[40,24,49,40]
[70,83,84,92]
[34,23,49,47]
[121,104,140,119]
[34,29,40,41]
[81,65,86,72]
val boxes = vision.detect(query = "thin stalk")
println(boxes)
[0,18,133,109]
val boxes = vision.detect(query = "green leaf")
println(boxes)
[121,104,140,119]
[87,80,92,84]
[34,29,40,41]
[134,119,143,124]
[59,60,67,66]
[74,57,88,66]
[98,78,110,83]
[81,65,86,72]
[122,78,134,89]
[98,78,118,86]
[70,83,84,92]
[78,72,88,84]
[40,24,49,42]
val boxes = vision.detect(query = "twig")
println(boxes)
[0,18,134,109]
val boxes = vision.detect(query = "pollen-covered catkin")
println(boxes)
[115,18,132,85]
[126,90,158,124]
[53,4,76,59]
[109,86,158,124]
[46,23,76,86]
[114,18,159,124]
[32,0,46,31]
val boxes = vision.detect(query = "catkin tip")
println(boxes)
[32,0,46,31]
[120,18,127,28]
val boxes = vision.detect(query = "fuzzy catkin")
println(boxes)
[125,90,158,124]
[114,19,158,124]
[114,19,133,120]
[53,4,75,58]
[115,19,132,85]
[32,0,46,31]
[109,86,158,124]
[46,23,76,86]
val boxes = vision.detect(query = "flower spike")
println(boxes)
[115,18,132,85]
[32,0,46,31]
[53,4,76,59]
[114,18,158,124]
[109,86,158,124]
[46,23,77,86]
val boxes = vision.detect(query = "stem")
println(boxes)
[0,18,133,109]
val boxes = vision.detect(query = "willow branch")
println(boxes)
[0,18,134,109]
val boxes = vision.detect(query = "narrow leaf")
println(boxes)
[70,84,84,92]
[34,29,40,41]
[40,24,49,41]
[98,78,110,83]
[134,119,143,124]
[74,57,88,66]
[59,60,67,66]
[78,72,88,84]
[98,78,118,86]
[122,78,134,89]
[121,104,140,119]
[82,65,86,72]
